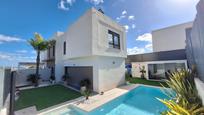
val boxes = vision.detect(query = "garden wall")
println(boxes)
[0,68,11,115]
[195,78,204,105]
[15,68,51,87]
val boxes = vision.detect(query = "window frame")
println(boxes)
[63,41,66,55]
[108,30,120,49]
[53,45,55,57]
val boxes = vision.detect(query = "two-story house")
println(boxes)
[43,8,127,93]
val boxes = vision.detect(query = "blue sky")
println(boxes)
[0,0,199,66]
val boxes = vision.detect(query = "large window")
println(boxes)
[63,41,66,55]
[108,30,120,49]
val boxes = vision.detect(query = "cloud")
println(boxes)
[0,34,25,44]
[128,15,135,20]
[145,43,153,51]
[58,0,75,11]
[0,54,11,59]
[0,52,35,63]
[87,0,104,5]
[116,10,127,22]
[127,33,153,55]
[127,43,152,55]
[123,25,129,32]
[122,10,127,15]
[16,50,28,53]
[136,33,152,42]
[127,47,145,55]
[132,24,136,29]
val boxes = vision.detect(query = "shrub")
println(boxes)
[158,69,204,115]
[80,79,91,89]
[50,74,55,81]
[62,74,69,81]
[27,74,40,84]
[81,89,91,100]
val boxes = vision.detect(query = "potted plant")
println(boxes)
[27,74,41,86]
[81,89,91,100]
[50,73,55,84]
[139,66,146,79]
[62,74,69,84]
[80,79,91,91]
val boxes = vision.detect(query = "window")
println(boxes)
[53,45,55,57]
[63,41,66,55]
[48,48,50,58]
[108,30,120,49]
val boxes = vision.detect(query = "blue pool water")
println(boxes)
[45,86,169,115]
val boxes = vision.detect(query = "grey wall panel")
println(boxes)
[186,0,204,81]
[126,49,186,63]
[66,66,93,90]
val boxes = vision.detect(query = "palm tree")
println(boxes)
[28,33,54,86]
[139,66,146,79]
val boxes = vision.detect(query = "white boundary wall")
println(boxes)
[16,68,51,87]
[195,78,204,105]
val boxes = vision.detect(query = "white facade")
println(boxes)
[44,8,127,93]
[152,22,193,52]
[131,60,188,79]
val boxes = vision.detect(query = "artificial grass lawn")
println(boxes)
[15,85,81,111]
[126,76,168,87]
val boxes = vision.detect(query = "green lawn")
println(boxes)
[126,76,168,87]
[15,85,82,111]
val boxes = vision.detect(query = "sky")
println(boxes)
[0,0,199,67]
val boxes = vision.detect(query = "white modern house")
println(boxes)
[43,8,127,93]
[127,22,192,80]
[152,22,193,52]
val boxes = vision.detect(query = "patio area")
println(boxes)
[15,85,82,111]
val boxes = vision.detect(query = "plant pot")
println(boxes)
[80,86,86,92]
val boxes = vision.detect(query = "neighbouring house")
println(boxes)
[18,62,45,69]
[42,8,127,93]
[126,22,193,80]
[126,49,187,80]
[152,22,193,52]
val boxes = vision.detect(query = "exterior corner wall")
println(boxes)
[97,57,126,92]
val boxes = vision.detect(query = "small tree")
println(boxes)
[139,66,146,79]
[28,33,54,86]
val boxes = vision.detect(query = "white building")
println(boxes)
[127,22,193,80]
[152,22,193,52]
[43,8,127,93]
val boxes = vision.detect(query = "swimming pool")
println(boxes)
[44,86,169,115]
